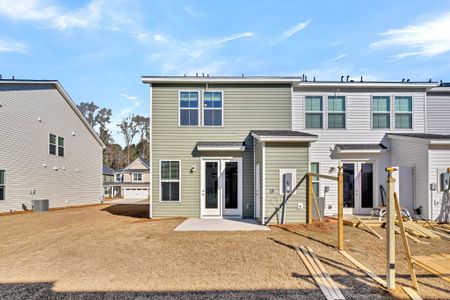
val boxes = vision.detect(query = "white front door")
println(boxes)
[343,161,375,215]
[200,158,242,218]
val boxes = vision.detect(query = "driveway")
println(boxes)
[105,198,149,205]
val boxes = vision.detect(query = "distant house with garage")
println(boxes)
[0,79,105,212]
[104,156,150,199]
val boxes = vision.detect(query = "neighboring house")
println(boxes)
[142,76,450,222]
[0,79,105,212]
[103,165,115,197]
[104,157,150,199]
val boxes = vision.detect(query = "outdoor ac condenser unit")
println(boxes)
[32,199,49,212]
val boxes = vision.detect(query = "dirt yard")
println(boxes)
[0,204,448,299]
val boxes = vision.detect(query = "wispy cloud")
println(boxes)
[0,37,28,53]
[184,5,203,18]
[139,31,255,74]
[273,20,310,44]
[370,12,450,58]
[326,54,346,62]
[0,0,137,31]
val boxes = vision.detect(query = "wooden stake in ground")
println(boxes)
[337,164,344,251]
[308,174,313,224]
[394,192,418,290]
[386,167,397,290]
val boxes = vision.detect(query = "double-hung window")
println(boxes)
[395,96,413,129]
[372,96,390,129]
[160,161,180,201]
[133,173,143,182]
[0,170,5,201]
[49,134,57,155]
[328,96,345,129]
[203,91,223,126]
[58,137,64,157]
[179,91,199,126]
[305,96,323,129]
[310,163,320,197]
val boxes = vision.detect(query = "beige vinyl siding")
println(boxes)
[264,142,309,224]
[125,159,149,170]
[254,139,264,221]
[0,84,102,212]
[151,83,292,218]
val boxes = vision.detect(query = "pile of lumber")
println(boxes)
[399,221,441,239]
[412,254,450,283]
[296,246,345,300]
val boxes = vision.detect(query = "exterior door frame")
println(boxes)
[200,157,243,218]
[342,160,377,215]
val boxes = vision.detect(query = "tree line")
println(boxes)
[76,102,150,170]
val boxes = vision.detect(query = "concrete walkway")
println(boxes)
[174,218,270,232]
[104,198,149,205]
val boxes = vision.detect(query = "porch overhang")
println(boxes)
[196,141,246,152]
[251,130,318,142]
[334,143,388,154]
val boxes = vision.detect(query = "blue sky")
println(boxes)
[1,0,450,145]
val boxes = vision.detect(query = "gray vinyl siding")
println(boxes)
[151,83,292,218]
[292,88,426,215]
[264,142,309,224]
[390,138,429,219]
[428,145,450,221]
[426,92,450,134]
[0,84,103,212]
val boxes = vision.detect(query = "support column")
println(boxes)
[337,164,344,251]
[386,167,397,290]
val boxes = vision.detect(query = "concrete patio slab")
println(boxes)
[174,218,271,231]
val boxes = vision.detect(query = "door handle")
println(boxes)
[202,190,205,196]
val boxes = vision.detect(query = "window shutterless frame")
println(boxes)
[327,96,346,129]
[310,162,320,197]
[304,96,323,129]
[371,95,391,130]
[202,90,224,127]
[159,160,181,202]
[49,133,57,155]
[132,172,143,182]
[178,90,200,127]
[0,169,5,201]
[394,96,413,129]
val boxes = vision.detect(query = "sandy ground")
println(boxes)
[0,204,449,300]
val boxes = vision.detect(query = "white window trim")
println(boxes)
[58,136,65,157]
[394,96,414,130]
[178,90,200,127]
[327,96,346,129]
[132,172,143,182]
[159,160,181,202]
[48,133,65,157]
[371,95,391,130]
[304,96,323,129]
[202,90,224,127]
[0,169,5,201]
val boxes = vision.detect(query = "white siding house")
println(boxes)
[426,86,450,134]
[0,80,105,212]
[291,81,447,219]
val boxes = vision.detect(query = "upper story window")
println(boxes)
[160,160,180,201]
[0,170,5,201]
[115,174,122,182]
[133,173,143,182]
[305,96,323,129]
[328,96,346,129]
[372,96,390,129]
[179,91,199,126]
[49,134,57,155]
[49,134,65,157]
[203,91,223,126]
[58,137,64,157]
[395,96,413,129]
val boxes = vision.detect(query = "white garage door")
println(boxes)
[123,188,149,199]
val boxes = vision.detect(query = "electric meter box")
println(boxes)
[441,172,450,191]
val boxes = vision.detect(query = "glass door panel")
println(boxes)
[343,163,355,209]
[205,162,219,209]
[360,163,374,208]
[225,162,238,209]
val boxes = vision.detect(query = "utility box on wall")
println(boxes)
[441,172,450,191]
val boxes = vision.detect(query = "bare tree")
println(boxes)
[76,102,99,128]
[133,115,150,158]
[96,108,114,145]
[117,115,138,165]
